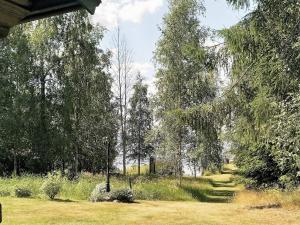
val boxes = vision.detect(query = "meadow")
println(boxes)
[1,165,300,225]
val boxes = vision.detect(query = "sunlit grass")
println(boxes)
[234,189,300,209]
[1,165,300,224]
[1,197,300,225]
[126,164,149,175]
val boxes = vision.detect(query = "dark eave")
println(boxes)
[0,0,101,38]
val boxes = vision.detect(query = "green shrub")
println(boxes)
[15,187,32,198]
[111,188,134,203]
[278,175,298,190]
[90,184,110,202]
[41,173,62,199]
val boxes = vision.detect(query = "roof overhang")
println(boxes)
[0,0,101,38]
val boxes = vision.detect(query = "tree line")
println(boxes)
[223,0,300,188]
[0,11,152,177]
[1,0,299,190]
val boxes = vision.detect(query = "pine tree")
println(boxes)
[128,73,153,175]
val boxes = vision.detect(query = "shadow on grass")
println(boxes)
[180,174,237,203]
[208,179,236,188]
[52,199,77,203]
[180,186,234,203]
[221,168,238,175]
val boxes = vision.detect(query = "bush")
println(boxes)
[279,175,297,190]
[15,187,32,198]
[111,188,134,203]
[90,184,110,202]
[90,185,134,203]
[41,173,62,199]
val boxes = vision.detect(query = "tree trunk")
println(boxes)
[13,149,17,176]
[74,145,79,177]
[138,151,141,176]
[74,108,80,178]
[199,166,203,177]
[61,160,65,176]
[178,130,183,186]
[116,27,126,176]
[149,157,156,174]
[194,160,197,179]
[122,133,126,175]
[138,120,141,176]
[39,74,47,173]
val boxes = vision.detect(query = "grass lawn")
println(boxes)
[1,165,300,225]
[1,198,300,225]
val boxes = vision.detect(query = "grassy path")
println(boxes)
[181,165,240,203]
[1,167,300,225]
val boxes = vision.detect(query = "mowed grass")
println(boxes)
[1,196,300,224]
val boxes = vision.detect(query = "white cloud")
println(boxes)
[132,62,154,77]
[93,0,164,29]
[132,62,156,94]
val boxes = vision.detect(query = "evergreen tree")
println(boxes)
[128,74,153,175]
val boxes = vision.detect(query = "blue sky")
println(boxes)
[92,0,250,93]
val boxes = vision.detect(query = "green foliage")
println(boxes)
[226,0,252,9]
[41,173,62,199]
[270,94,300,188]
[154,0,222,180]
[0,11,117,175]
[222,0,300,188]
[14,186,32,198]
[110,189,134,203]
[128,74,153,175]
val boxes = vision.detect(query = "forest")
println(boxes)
[0,0,300,190]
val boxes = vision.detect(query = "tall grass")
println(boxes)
[0,173,214,201]
[234,189,300,209]
[0,175,44,197]
[0,164,240,202]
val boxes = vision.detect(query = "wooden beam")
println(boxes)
[9,0,32,7]
[0,0,29,27]
[0,0,101,38]
[0,26,9,38]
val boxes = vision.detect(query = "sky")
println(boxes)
[91,0,250,93]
